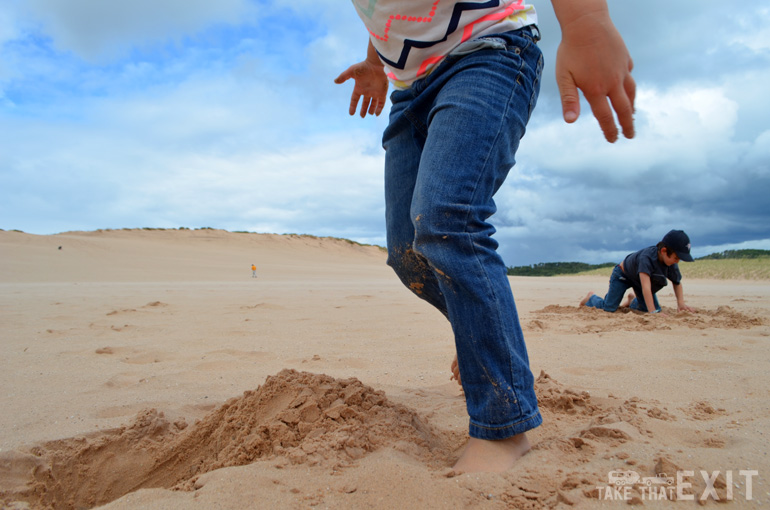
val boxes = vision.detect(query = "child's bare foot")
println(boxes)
[450,355,461,386]
[453,433,531,473]
[622,292,635,307]
[579,292,594,307]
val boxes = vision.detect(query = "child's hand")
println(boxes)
[553,5,636,143]
[334,60,389,118]
[678,304,696,313]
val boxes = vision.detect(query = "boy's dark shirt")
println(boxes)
[622,246,682,297]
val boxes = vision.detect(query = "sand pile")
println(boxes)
[3,368,751,509]
[0,370,451,510]
[529,304,765,334]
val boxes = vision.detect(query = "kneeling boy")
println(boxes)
[580,230,696,314]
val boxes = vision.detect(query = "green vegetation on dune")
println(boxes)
[507,262,616,277]
[697,249,770,260]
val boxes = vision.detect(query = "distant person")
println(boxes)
[580,230,697,314]
[251,264,257,278]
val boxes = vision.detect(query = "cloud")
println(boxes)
[0,61,386,239]
[17,0,256,61]
[0,120,386,240]
[729,7,770,52]
[0,0,387,240]
[491,79,769,266]
[149,135,386,236]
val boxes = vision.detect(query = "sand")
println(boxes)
[0,228,768,509]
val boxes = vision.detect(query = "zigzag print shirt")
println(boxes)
[352,0,537,88]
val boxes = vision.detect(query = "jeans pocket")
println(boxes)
[449,37,507,57]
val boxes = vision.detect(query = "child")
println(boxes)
[335,0,635,473]
[580,230,697,314]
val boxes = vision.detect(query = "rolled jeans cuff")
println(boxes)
[469,410,543,440]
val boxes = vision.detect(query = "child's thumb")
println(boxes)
[334,71,351,84]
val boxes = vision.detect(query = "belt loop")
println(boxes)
[530,24,541,42]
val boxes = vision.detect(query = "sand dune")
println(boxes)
[1,229,768,509]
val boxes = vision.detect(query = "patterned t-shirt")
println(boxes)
[351,0,537,88]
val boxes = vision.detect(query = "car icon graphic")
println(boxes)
[642,474,674,486]
[608,470,640,486]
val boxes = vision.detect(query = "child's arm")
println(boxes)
[638,272,658,313]
[550,0,636,143]
[334,40,389,118]
[673,283,696,312]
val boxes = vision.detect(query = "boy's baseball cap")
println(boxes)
[662,230,694,262]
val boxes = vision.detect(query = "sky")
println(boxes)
[1,1,769,266]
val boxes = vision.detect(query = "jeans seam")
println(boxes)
[528,54,543,120]
[461,41,528,414]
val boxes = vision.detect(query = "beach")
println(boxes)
[1,228,768,509]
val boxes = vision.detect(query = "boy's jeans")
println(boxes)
[585,265,661,312]
[382,28,543,440]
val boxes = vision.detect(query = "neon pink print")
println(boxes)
[415,55,445,78]
[461,0,524,42]
[352,0,538,87]
[367,0,441,41]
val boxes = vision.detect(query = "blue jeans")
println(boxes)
[585,265,661,312]
[382,28,543,440]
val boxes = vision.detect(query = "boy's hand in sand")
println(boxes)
[678,303,696,313]
[450,355,462,386]
[552,0,636,143]
[335,41,388,118]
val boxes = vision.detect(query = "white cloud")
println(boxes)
[641,87,737,141]
[0,70,387,238]
[523,84,741,180]
[143,134,385,225]
[730,8,770,52]
[19,0,256,61]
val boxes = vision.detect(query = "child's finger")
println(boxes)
[349,93,361,116]
[586,94,619,144]
[609,80,635,140]
[368,97,380,116]
[554,66,580,124]
[359,96,371,118]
